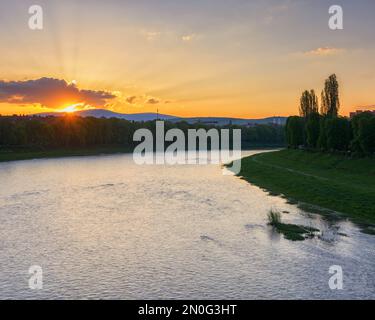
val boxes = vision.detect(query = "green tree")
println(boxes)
[321,74,340,117]
[0,115,287,152]
[325,117,351,151]
[0,119,17,146]
[317,118,328,151]
[351,113,375,155]
[299,90,319,118]
[305,112,321,148]
[350,112,375,155]
[286,116,304,148]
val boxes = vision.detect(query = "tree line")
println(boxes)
[286,74,375,156]
[0,115,285,151]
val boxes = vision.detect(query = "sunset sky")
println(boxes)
[0,0,374,118]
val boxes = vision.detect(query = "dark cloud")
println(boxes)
[126,95,137,104]
[0,77,116,109]
[146,98,160,104]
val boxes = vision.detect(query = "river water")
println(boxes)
[0,150,374,299]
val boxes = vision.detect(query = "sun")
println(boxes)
[59,105,77,113]
[59,103,84,113]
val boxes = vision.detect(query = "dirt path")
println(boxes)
[251,155,330,181]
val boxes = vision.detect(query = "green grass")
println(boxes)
[267,209,282,225]
[238,149,375,225]
[267,209,319,241]
[0,146,133,162]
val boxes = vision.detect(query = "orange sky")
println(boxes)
[0,0,374,118]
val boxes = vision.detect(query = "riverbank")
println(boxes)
[237,149,375,226]
[0,146,133,162]
[0,146,283,163]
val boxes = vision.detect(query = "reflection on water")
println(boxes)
[0,151,374,299]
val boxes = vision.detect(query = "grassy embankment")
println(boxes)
[237,149,375,228]
[0,146,133,162]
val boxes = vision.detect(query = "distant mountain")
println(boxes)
[36,109,178,122]
[172,116,286,126]
[76,109,179,121]
[34,109,286,126]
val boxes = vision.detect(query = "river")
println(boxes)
[0,150,374,299]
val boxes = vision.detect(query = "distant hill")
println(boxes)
[34,109,287,126]
[36,109,179,122]
[174,116,286,126]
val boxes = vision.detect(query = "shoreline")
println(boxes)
[0,146,134,163]
[233,149,375,227]
[0,145,285,163]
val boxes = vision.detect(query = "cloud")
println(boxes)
[303,47,344,57]
[146,98,160,104]
[126,95,138,104]
[124,95,165,106]
[0,78,116,109]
